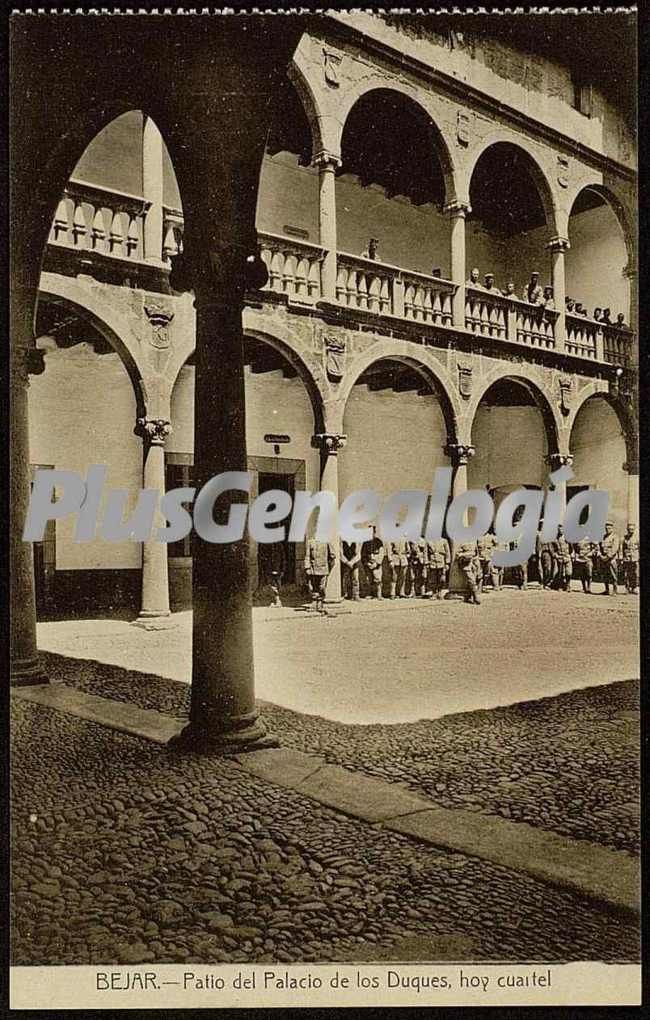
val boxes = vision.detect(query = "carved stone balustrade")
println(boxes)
[258,232,325,304]
[48,178,149,262]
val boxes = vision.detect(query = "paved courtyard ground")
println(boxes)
[13,588,639,966]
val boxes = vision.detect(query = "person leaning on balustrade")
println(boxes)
[467,266,481,288]
[602,307,612,325]
[565,296,575,313]
[504,281,520,300]
[542,285,555,310]
[525,271,544,305]
[593,307,603,322]
[616,312,627,328]
[483,272,502,295]
[361,237,379,261]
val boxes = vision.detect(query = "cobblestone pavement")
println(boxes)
[41,649,639,858]
[37,589,639,724]
[11,700,639,966]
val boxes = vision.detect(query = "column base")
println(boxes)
[11,656,48,687]
[132,611,176,631]
[168,716,279,755]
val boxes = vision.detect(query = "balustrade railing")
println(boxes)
[258,232,325,303]
[46,182,635,365]
[49,178,149,262]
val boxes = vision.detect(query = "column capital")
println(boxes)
[312,432,347,455]
[312,149,341,171]
[547,452,574,469]
[444,200,471,219]
[546,236,570,253]
[135,417,173,446]
[446,442,475,466]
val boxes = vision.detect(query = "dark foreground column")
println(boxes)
[10,344,47,685]
[173,272,276,753]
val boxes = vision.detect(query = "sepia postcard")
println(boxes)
[8,4,641,1010]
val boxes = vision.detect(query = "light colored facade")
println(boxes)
[29,13,637,616]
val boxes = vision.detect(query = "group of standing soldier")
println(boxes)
[267,522,638,610]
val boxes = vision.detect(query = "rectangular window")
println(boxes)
[573,78,593,117]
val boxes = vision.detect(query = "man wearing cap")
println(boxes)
[304,537,336,612]
[454,539,481,605]
[426,537,451,599]
[484,272,502,295]
[476,531,497,593]
[599,521,620,596]
[526,272,544,305]
[551,525,573,591]
[621,523,639,594]
[387,539,409,599]
[572,537,598,594]
[361,525,385,599]
[340,538,361,601]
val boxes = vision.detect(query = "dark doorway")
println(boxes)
[257,472,296,584]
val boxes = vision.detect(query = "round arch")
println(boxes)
[566,182,635,263]
[568,383,637,471]
[243,328,328,435]
[287,57,330,161]
[463,132,559,235]
[337,80,459,206]
[465,367,562,457]
[339,341,461,444]
[37,274,147,415]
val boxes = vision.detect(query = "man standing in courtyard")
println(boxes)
[537,526,555,588]
[552,525,573,591]
[600,521,620,596]
[361,525,385,599]
[426,536,450,599]
[476,530,497,593]
[455,539,481,605]
[408,538,428,597]
[387,539,409,599]
[304,537,336,613]
[340,538,362,601]
[572,536,598,594]
[621,522,639,594]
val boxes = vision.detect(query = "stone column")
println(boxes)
[624,259,638,337]
[546,236,570,352]
[314,151,340,303]
[444,442,476,599]
[311,432,347,602]
[10,344,47,686]
[134,417,173,625]
[446,201,470,329]
[172,252,275,753]
[142,115,165,266]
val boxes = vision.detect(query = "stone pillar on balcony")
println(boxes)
[10,343,47,686]
[547,452,574,522]
[311,431,347,602]
[142,115,164,266]
[624,258,638,342]
[444,442,476,599]
[446,201,470,329]
[546,236,570,352]
[314,150,340,303]
[133,415,173,627]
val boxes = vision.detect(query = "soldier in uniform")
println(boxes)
[408,538,429,597]
[572,537,597,594]
[525,271,544,305]
[510,537,529,589]
[387,539,409,599]
[536,526,555,589]
[600,521,620,596]
[361,525,385,600]
[267,540,286,608]
[304,538,336,613]
[340,538,361,601]
[426,537,450,599]
[454,540,481,605]
[484,272,501,295]
[551,525,573,591]
[491,538,509,591]
[476,531,497,593]
[621,523,639,594]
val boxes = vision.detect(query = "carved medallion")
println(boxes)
[557,155,570,189]
[144,302,174,350]
[458,362,473,399]
[324,335,347,382]
[322,48,341,88]
[457,110,470,146]
[558,376,572,416]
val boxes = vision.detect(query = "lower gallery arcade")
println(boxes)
[27,307,632,618]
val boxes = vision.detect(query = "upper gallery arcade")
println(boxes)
[28,13,638,619]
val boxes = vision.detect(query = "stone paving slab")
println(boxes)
[12,683,638,919]
[11,684,184,744]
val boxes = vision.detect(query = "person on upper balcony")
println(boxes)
[542,285,555,309]
[467,267,481,288]
[574,302,588,316]
[565,296,575,313]
[483,272,502,295]
[504,281,519,300]
[361,238,379,261]
[525,271,544,305]
[593,307,603,322]
[616,312,628,329]
[602,308,612,325]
